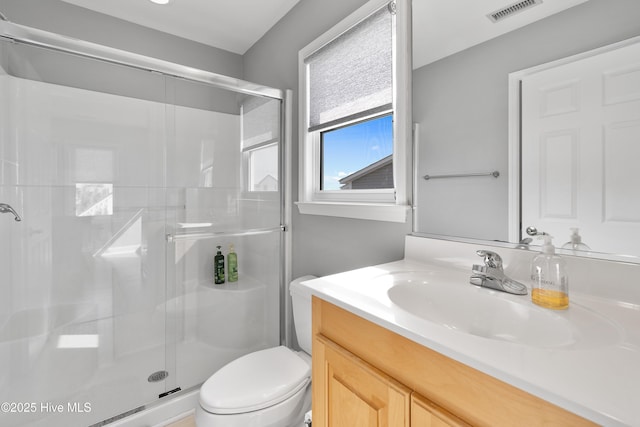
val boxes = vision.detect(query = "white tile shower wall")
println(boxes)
[13,79,165,187]
[175,105,241,291]
[170,106,241,189]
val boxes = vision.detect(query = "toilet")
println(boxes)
[195,276,316,427]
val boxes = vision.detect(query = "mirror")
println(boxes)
[411,0,640,262]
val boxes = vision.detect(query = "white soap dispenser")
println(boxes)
[530,235,569,310]
[561,228,590,252]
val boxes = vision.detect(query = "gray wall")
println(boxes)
[413,0,640,242]
[0,0,243,77]
[243,0,412,279]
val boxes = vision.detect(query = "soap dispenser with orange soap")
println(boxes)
[530,234,569,310]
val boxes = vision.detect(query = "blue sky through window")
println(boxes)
[321,114,393,190]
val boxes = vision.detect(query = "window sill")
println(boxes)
[295,201,409,223]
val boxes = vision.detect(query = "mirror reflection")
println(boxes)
[412,0,640,261]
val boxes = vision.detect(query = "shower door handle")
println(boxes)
[0,203,22,221]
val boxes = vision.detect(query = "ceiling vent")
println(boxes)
[487,0,543,23]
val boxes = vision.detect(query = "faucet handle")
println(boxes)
[476,250,503,269]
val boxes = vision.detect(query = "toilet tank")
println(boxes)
[290,275,316,355]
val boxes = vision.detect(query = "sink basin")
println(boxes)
[377,271,621,349]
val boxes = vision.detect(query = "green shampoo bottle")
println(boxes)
[214,245,225,284]
[228,244,238,282]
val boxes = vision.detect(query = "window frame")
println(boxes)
[243,139,280,193]
[296,0,412,223]
[240,96,282,195]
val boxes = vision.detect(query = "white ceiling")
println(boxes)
[413,0,589,69]
[61,0,588,67]
[60,0,302,55]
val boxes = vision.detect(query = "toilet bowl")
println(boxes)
[195,275,316,427]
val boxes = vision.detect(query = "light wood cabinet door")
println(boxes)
[313,334,411,427]
[411,393,471,427]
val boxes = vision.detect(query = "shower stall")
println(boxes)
[0,20,289,427]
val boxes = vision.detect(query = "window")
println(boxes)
[74,147,114,216]
[247,142,278,192]
[75,183,113,216]
[241,97,281,193]
[321,114,393,190]
[297,0,411,222]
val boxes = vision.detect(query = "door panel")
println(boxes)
[521,40,640,256]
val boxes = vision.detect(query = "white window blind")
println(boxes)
[305,4,393,132]
[241,97,280,149]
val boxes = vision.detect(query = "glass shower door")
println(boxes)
[0,39,172,426]
[163,77,284,394]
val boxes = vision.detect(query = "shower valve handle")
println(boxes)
[0,203,22,221]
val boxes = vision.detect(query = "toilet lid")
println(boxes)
[199,346,311,415]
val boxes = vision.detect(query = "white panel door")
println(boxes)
[521,40,640,256]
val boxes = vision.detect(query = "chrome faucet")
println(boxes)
[516,237,532,249]
[470,250,527,295]
[0,203,22,221]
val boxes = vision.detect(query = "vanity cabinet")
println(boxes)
[314,334,411,426]
[314,332,467,427]
[312,297,596,427]
[410,393,470,427]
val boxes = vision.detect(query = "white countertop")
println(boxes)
[299,236,640,427]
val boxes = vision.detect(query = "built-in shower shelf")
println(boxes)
[167,225,283,242]
[196,275,266,292]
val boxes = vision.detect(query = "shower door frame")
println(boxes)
[0,21,282,100]
[0,16,292,420]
